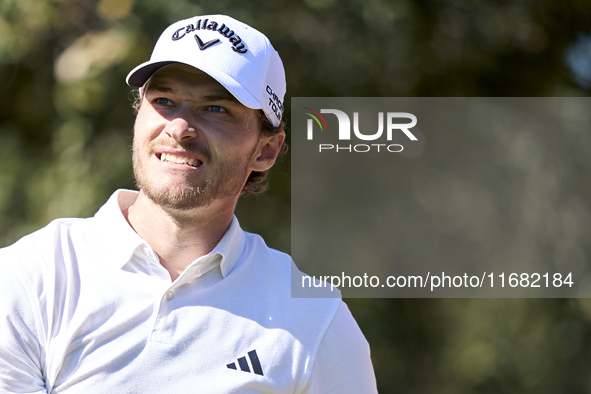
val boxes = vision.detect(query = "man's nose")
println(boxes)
[165,107,198,142]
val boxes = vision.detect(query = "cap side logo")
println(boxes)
[194,34,220,51]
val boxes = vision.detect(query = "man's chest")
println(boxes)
[45,267,307,393]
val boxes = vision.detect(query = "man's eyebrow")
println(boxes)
[145,84,173,94]
[145,83,238,103]
[201,94,239,103]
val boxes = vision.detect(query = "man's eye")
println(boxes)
[154,98,174,106]
[207,105,226,113]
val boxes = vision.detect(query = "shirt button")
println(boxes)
[165,290,174,300]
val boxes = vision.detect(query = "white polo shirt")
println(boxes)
[0,190,376,393]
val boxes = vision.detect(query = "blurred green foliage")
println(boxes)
[1,0,591,393]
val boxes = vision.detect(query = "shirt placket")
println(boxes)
[148,252,222,344]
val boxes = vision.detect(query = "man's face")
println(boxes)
[132,64,274,210]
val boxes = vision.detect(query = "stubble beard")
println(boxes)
[132,137,256,211]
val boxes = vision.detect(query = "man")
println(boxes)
[0,14,377,393]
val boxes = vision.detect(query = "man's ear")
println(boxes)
[250,131,286,172]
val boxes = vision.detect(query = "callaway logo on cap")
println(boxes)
[126,15,286,127]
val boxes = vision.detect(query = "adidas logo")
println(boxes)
[226,349,264,376]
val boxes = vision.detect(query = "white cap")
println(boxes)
[126,15,286,127]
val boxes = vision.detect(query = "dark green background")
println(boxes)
[1,0,591,392]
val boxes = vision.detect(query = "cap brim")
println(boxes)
[126,60,262,110]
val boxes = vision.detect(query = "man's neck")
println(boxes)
[124,192,236,282]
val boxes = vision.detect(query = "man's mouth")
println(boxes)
[158,152,202,168]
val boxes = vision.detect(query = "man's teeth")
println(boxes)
[160,153,198,167]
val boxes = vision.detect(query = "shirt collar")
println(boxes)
[93,189,145,269]
[92,189,246,278]
[211,215,246,278]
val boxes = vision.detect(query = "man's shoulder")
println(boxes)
[0,214,93,251]
[234,229,343,319]
[230,230,377,392]
[242,230,291,263]
[2,217,85,253]
[0,216,98,275]
[238,231,307,291]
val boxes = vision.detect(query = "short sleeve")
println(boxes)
[302,300,378,393]
[0,246,48,393]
